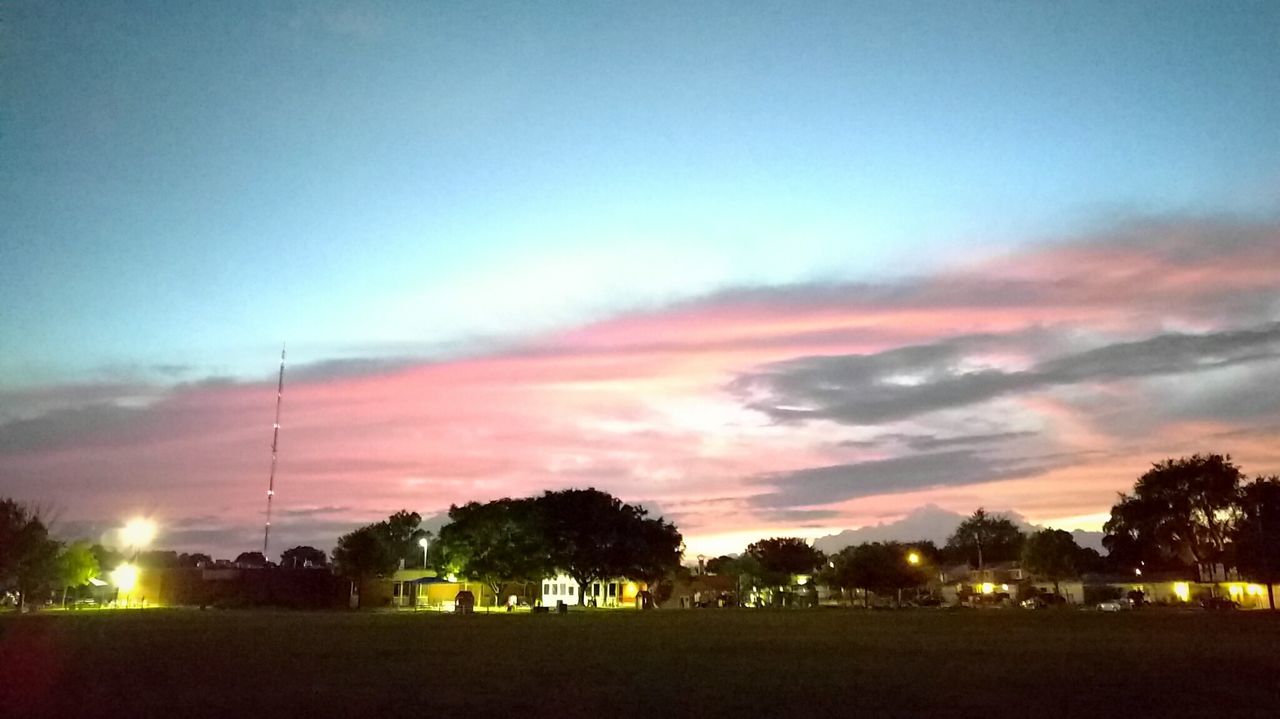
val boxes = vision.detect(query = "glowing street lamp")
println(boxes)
[121,518,157,552]
[111,562,139,607]
[418,537,430,569]
[907,551,921,566]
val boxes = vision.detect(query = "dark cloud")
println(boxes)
[286,356,424,383]
[748,450,1056,509]
[840,430,1039,451]
[898,431,1039,451]
[752,507,844,523]
[0,404,148,455]
[736,322,1280,426]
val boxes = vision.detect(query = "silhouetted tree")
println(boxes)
[89,544,122,573]
[331,511,427,607]
[945,508,1025,568]
[1021,529,1081,595]
[1232,475,1280,610]
[0,499,61,610]
[234,551,268,568]
[704,555,735,575]
[1103,454,1243,579]
[828,542,927,606]
[745,537,825,586]
[539,488,651,605]
[177,552,213,568]
[280,546,327,568]
[137,550,180,569]
[622,513,684,605]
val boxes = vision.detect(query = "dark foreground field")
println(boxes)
[3,608,1279,718]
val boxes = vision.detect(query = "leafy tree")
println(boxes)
[1073,546,1106,574]
[137,550,180,569]
[539,488,651,605]
[90,544,122,573]
[0,499,61,610]
[828,542,927,606]
[1021,529,1081,595]
[704,555,735,575]
[380,510,429,567]
[622,513,684,604]
[1103,454,1243,579]
[54,541,100,607]
[435,498,553,603]
[177,552,213,568]
[234,551,268,568]
[332,525,397,604]
[945,508,1026,568]
[1232,475,1280,610]
[331,511,427,606]
[745,537,825,586]
[280,546,327,568]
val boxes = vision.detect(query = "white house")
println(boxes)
[539,573,642,608]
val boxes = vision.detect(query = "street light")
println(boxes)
[907,551,921,566]
[121,518,157,552]
[111,563,139,607]
[418,537,430,569]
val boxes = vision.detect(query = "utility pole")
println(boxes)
[262,344,286,556]
[1258,499,1275,611]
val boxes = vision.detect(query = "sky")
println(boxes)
[2,1,1279,559]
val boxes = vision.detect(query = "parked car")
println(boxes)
[1200,596,1238,611]
[1097,599,1127,612]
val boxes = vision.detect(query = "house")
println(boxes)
[938,562,1028,604]
[368,568,495,610]
[539,573,644,608]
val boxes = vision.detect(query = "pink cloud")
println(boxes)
[2,216,1278,557]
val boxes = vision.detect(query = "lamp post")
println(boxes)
[418,537,430,569]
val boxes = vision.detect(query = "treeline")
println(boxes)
[704,454,1280,608]
[332,488,683,606]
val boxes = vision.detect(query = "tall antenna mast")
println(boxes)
[262,344,286,556]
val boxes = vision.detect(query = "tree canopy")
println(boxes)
[1103,454,1244,576]
[234,551,268,567]
[331,511,429,605]
[0,499,62,609]
[429,488,683,605]
[1021,529,1082,593]
[280,546,327,568]
[945,508,1025,567]
[827,542,927,605]
[538,488,681,605]
[435,497,553,600]
[744,537,825,584]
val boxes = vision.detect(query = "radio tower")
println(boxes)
[262,344,286,555]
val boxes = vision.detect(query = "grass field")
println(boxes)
[3,608,1279,717]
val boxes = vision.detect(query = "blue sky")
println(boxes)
[5,1,1277,385]
[3,2,1280,555]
